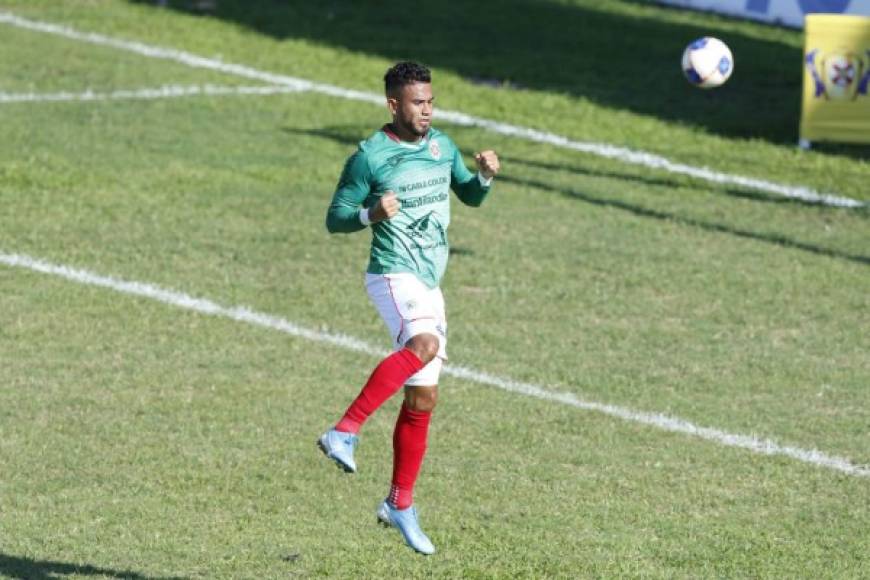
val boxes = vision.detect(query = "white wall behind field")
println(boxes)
[657,0,870,28]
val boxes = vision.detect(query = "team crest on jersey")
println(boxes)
[428,139,441,160]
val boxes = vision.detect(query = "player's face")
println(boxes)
[389,82,434,139]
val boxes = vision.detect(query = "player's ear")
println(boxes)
[386,96,399,116]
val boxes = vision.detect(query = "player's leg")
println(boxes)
[389,380,437,510]
[333,334,437,435]
[389,292,446,507]
[318,274,438,473]
[318,342,435,473]
[389,286,446,506]
[377,380,439,555]
[377,287,446,555]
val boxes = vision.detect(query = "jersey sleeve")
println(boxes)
[325,149,373,233]
[449,139,491,207]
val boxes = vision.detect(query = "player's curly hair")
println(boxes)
[384,61,431,96]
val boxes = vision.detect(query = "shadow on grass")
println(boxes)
[283,125,844,207]
[0,553,186,580]
[285,125,870,267]
[504,175,870,266]
[127,0,852,149]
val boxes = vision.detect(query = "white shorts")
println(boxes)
[365,272,447,386]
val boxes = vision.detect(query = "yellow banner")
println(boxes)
[800,14,870,145]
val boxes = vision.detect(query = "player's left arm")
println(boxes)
[450,142,500,207]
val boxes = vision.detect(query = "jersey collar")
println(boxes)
[382,124,428,148]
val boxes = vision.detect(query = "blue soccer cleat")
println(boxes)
[377,500,436,555]
[317,429,359,473]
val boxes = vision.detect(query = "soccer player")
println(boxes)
[318,61,500,555]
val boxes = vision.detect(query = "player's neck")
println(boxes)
[386,122,424,144]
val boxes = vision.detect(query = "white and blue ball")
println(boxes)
[682,37,733,88]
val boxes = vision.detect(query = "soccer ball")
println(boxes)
[682,37,733,88]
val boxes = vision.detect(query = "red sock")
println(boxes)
[388,403,432,510]
[335,348,424,434]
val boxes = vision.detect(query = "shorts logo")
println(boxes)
[428,139,441,160]
[405,300,417,311]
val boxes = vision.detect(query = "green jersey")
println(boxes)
[326,125,491,288]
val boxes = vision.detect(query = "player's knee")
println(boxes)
[406,387,438,412]
[406,333,439,365]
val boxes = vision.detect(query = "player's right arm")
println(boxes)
[326,150,399,233]
[326,150,372,234]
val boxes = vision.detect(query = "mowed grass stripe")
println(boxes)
[0,10,861,208]
[2,251,867,478]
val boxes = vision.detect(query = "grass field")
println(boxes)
[0,0,868,578]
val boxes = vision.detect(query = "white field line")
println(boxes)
[0,84,303,103]
[1,251,868,478]
[0,11,863,209]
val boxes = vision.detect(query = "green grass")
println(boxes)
[0,1,868,578]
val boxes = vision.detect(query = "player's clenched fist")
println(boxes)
[370,190,400,223]
[474,150,500,180]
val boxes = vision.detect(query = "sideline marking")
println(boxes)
[0,11,863,209]
[1,251,867,478]
[0,84,303,103]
